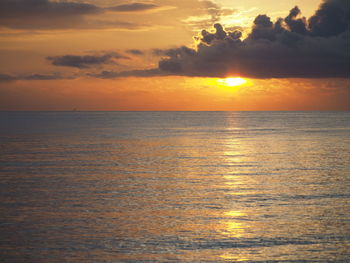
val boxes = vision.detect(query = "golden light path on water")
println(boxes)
[219,130,250,261]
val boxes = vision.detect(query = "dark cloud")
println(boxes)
[47,53,129,69]
[200,23,227,44]
[89,68,165,79]
[108,3,159,12]
[156,0,350,79]
[284,6,308,35]
[309,0,350,37]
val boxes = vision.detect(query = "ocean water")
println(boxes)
[0,111,349,262]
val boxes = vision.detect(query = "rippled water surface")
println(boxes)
[1,111,350,262]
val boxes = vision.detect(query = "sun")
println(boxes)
[221,77,247,87]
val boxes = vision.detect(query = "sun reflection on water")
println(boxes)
[220,209,247,238]
[217,133,252,261]
[219,209,249,261]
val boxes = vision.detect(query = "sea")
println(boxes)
[0,111,349,262]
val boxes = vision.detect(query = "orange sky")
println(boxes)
[0,0,349,111]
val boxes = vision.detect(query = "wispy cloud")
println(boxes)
[0,0,165,30]
[89,68,165,79]
[108,3,160,12]
[0,72,74,82]
[47,52,129,69]
[182,0,236,30]
[125,49,144,55]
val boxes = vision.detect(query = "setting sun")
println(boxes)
[219,77,247,87]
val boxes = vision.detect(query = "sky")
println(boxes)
[0,0,349,111]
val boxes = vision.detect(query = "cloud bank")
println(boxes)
[156,0,350,78]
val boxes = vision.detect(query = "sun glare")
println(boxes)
[220,77,247,87]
